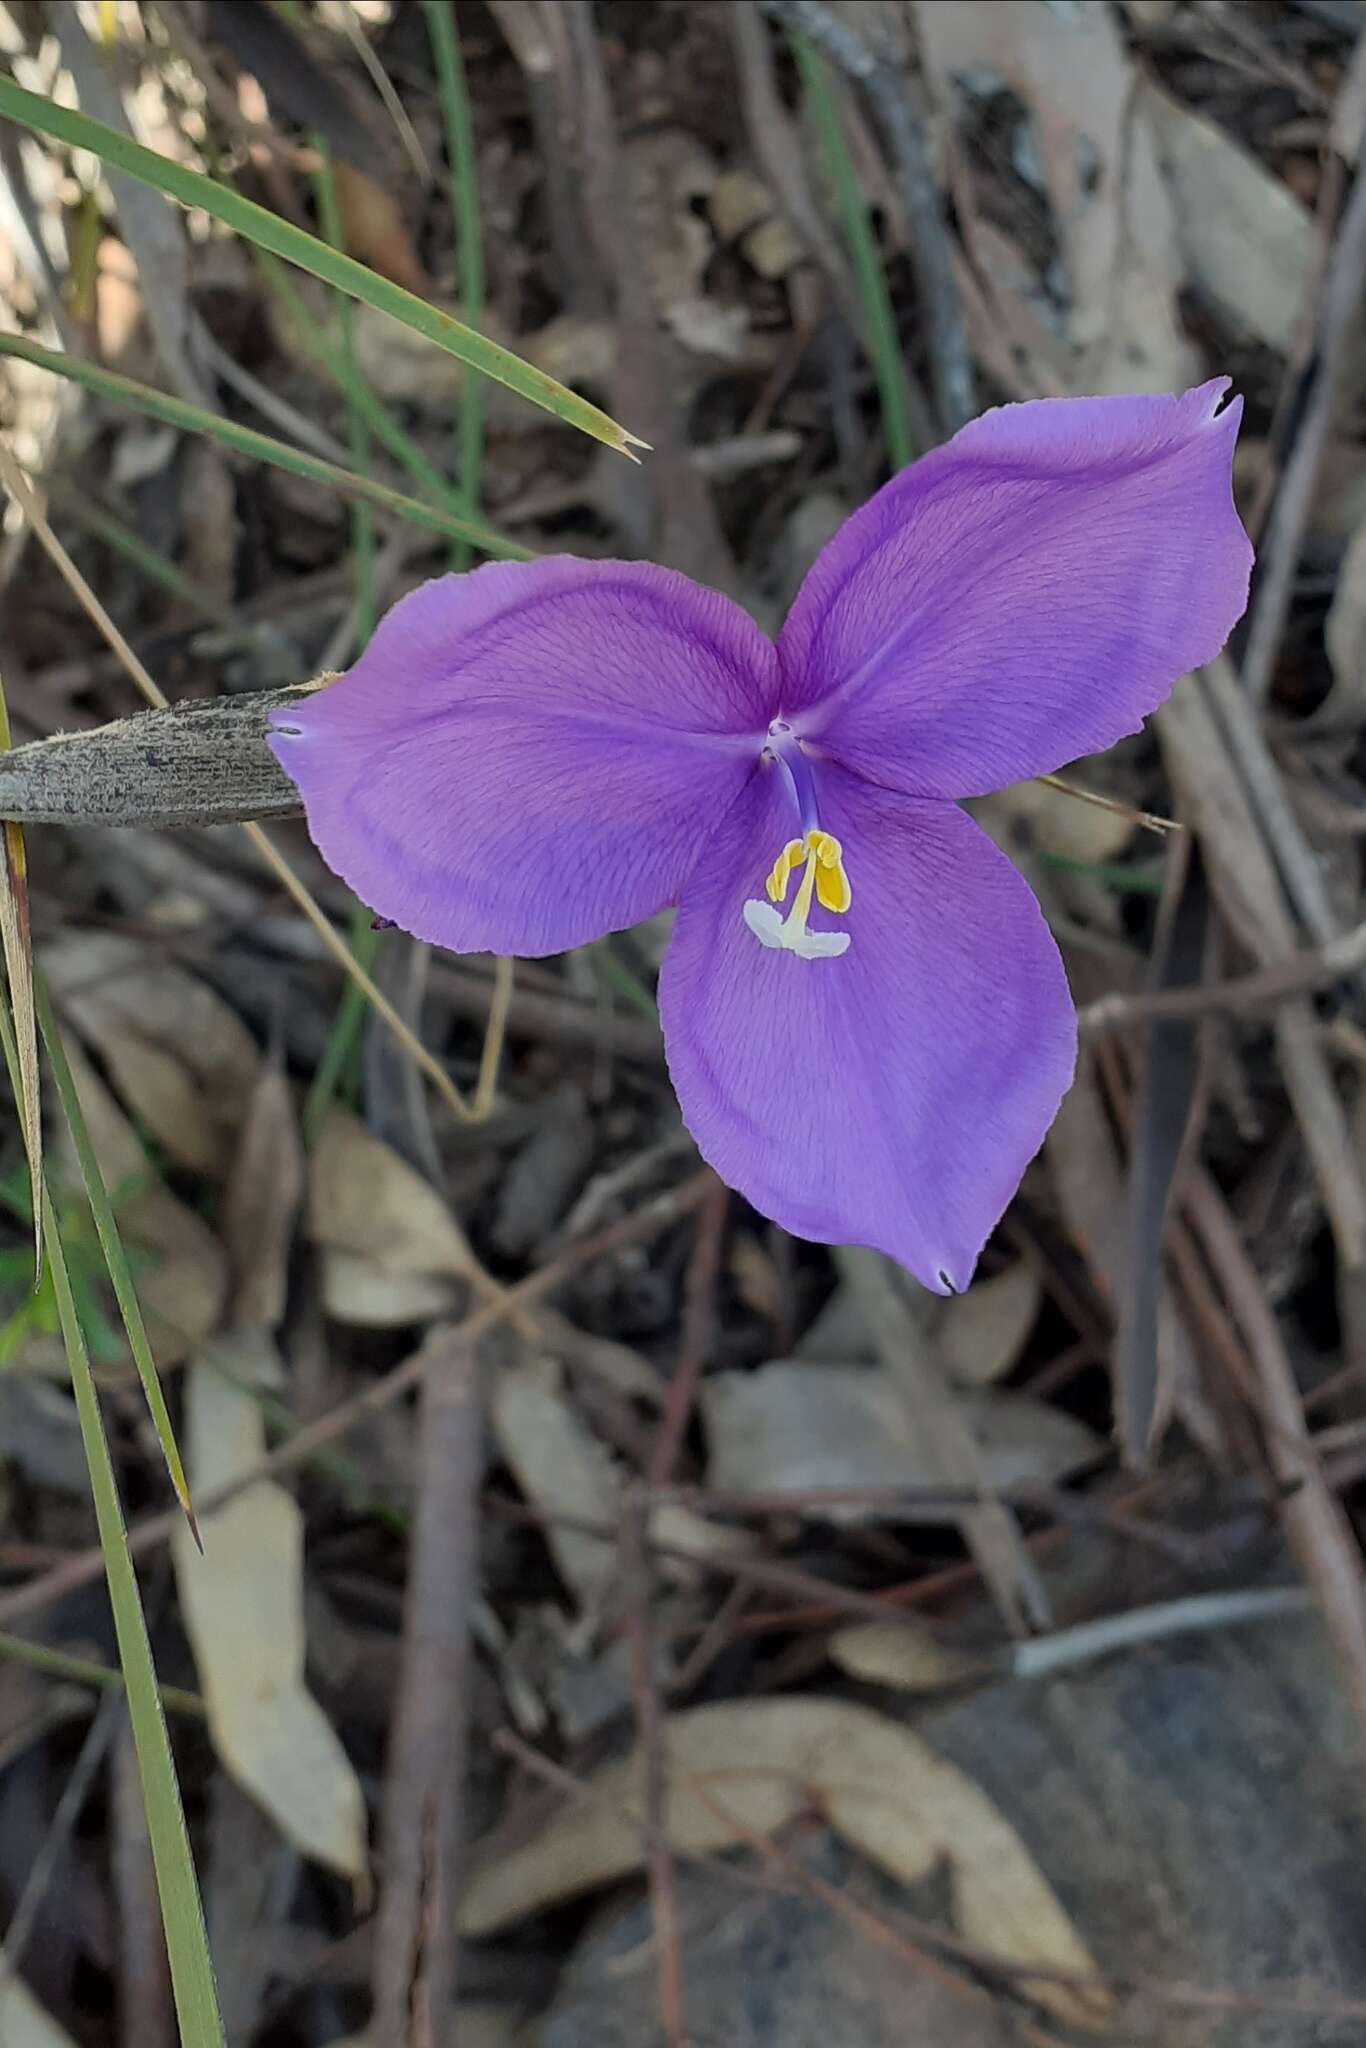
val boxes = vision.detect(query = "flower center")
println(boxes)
[743,723,853,961]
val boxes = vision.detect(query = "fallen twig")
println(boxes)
[622,1491,689,2048]
[1078,914,1366,1034]
[1241,130,1366,703]
[371,1332,480,2048]
[1184,1167,1366,1742]
[764,0,975,433]
[648,1170,728,1484]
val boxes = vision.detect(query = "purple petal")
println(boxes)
[659,763,1076,1292]
[269,558,776,956]
[777,381,1252,797]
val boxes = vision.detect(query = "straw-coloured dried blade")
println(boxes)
[0,684,41,1280]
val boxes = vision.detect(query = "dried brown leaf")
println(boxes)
[701,1362,1099,1513]
[319,1249,460,1328]
[220,1060,302,1331]
[1140,82,1317,352]
[934,1263,1042,1387]
[48,1043,227,1372]
[172,1337,367,1878]
[490,1353,619,1614]
[331,159,431,294]
[44,932,260,1178]
[460,1697,1108,2028]
[308,1107,475,1281]
[0,1962,78,2048]
[828,1622,990,1693]
[918,0,1194,392]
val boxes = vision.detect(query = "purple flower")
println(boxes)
[270,382,1251,1293]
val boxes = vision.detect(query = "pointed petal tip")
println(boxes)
[662,776,1077,1306]
[776,375,1254,797]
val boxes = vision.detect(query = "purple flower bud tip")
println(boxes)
[270,382,1252,1293]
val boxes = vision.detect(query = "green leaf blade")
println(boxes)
[0,332,534,562]
[0,75,643,455]
[0,999,224,2048]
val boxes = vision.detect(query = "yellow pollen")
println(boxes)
[746,828,852,959]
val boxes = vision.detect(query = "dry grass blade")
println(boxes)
[0,740,40,1277]
[1036,775,1179,838]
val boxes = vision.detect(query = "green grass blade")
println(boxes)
[424,0,485,572]
[303,901,381,1144]
[0,332,533,561]
[789,31,918,471]
[302,150,386,1130]
[0,75,644,456]
[0,1628,205,1717]
[312,139,377,645]
[257,250,473,527]
[0,1002,224,2048]
[45,1198,224,2046]
[34,975,197,1537]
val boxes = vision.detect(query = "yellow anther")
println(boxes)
[765,838,807,904]
[801,829,852,912]
[748,828,853,958]
[816,858,852,914]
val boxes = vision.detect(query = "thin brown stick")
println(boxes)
[0,1692,119,1987]
[0,1170,714,1630]
[1078,914,1366,1034]
[473,956,515,1117]
[1183,1167,1366,1740]
[1157,669,1366,1269]
[764,0,974,432]
[1241,140,1366,704]
[1201,655,1366,1008]
[648,1171,728,1484]
[433,955,662,1063]
[490,1725,1366,2028]
[1037,774,1179,837]
[678,1769,1082,2044]
[371,1334,480,2048]
[841,1247,1050,1633]
[667,1578,754,1697]
[621,1490,688,2048]
[485,1490,958,1627]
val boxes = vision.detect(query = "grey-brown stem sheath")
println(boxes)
[0,685,313,828]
